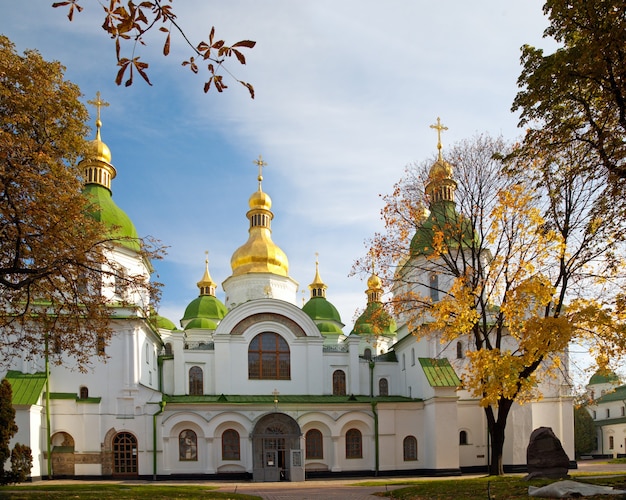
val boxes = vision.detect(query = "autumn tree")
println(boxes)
[513,0,626,179]
[0,379,17,484]
[52,0,256,97]
[360,133,626,475]
[0,378,31,485]
[0,35,163,369]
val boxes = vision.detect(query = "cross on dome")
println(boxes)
[429,117,448,161]
[87,91,110,138]
[253,154,267,190]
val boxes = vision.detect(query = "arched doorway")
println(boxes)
[252,413,303,482]
[112,432,138,476]
[50,432,75,477]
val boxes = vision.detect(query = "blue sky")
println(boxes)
[4,1,589,376]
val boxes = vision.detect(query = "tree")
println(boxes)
[359,133,626,475]
[0,379,17,484]
[0,378,31,485]
[574,404,596,457]
[52,0,256,97]
[513,0,626,179]
[0,36,163,369]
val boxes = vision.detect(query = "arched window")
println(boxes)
[333,370,346,396]
[411,348,415,366]
[379,378,389,396]
[346,428,362,459]
[456,341,464,359]
[363,348,372,360]
[248,332,290,380]
[189,366,203,395]
[403,435,418,461]
[459,430,468,445]
[79,386,89,399]
[165,343,173,355]
[305,429,323,459]
[179,430,198,461]
[609,435,614,450]
[222,429,240,460]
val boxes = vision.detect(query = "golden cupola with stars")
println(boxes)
[223,156,299,308]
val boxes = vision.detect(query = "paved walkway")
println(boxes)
[174,461,626,499]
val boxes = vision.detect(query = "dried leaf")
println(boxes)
[163,32,170,56]
[232,49,246,65]
[115,63,127,86]
[232,40,256,49]
[241,81,255,99]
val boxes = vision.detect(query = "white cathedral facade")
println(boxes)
[2,112,574,481]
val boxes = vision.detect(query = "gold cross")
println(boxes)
[87,91,109,127]
[429,117,448,160]
[253,154,267,189]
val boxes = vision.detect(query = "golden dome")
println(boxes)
[230,158,289,277]
[249,189,272,211]
[197,253,217,295]
[428,158,453,181]
[367,272,382,290]
[89,124,112,164]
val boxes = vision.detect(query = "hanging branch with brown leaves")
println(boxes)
[52,0,257,98]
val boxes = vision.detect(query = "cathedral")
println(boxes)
[2,106,574,481]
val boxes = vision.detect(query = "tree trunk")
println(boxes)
[485,399,514,476]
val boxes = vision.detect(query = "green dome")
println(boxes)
[185,317,218,330]
[182,295,227,324]
[351,302,397,336]
[153,315,176,331]
[316,321,344,334]
[303,296,343,324]
[83,184,140,252]
[589,370,620,385]
[410,202,475,256]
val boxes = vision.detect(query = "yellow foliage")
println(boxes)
[465,349,539,406]
[429,276,480,342]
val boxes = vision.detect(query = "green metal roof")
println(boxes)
[185,317,218,330]
[4,371,46,405]
[182,294,227,324]
[164,394,419,404]
[409,201,476,257]
[419,358,461,388]
[49,392,101,403]
[589,370,620,386]
[351,301,397,336]
[83,184,140,252]
[316,321,344,334]
[595,384,626,404]
[152,315,177,331]
[302,297,343,325]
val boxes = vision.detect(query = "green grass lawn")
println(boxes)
[2,474,626,499]
[366,474,626,499]
[0,483,261,500]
